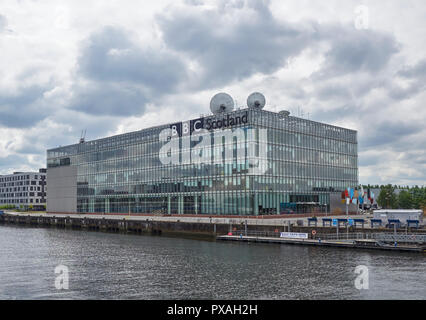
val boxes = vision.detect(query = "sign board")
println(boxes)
[280,232,308,239]
[348,219,354,226]
[332,219,337,226]
[170,112,248,136]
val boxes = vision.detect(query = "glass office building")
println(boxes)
[46,108,358,215]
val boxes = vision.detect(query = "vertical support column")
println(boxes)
[167,195,171,215]
[105,198,110,214]
[254,193,259,216]
[178,195,183,215]
[195,196,198,215]
[89,198,94,213]
[276,196,280,215]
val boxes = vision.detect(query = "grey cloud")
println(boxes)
[183,0,205,6]
[69,26,189,117]
[157,0,317,89]
[158,1,401,90]
[45,112,124,151]
[398,59,426,79]
[314,28,399,79]
[388,59,426,100]
[0,15,6,32]
[387,83,424,101]
[78,26,187,93]
[400,151,426,166]
[0,154,30,173]
[0,85,53,128]
[359,120,422,149]
[12,140,43,155]
[311,103,361,124]
[316,84,352,101]
[69,82,148,117]
[358,153,380,167]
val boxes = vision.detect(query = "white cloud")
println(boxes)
[0,0,425,185]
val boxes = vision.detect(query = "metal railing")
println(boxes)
[231,230,374,240]
[229,230,426,243]
[232,230,283,238]
[313,233,373,241]
[372,233,426,244]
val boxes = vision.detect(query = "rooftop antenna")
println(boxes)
[278,110,290,119]
[79,129,86,144]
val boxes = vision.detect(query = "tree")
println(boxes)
[398,190,413,209]
[377,184,398,209]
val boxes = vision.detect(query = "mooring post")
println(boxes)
[336,222,339,240]
[394,223,397,238]
[347,221,349,240]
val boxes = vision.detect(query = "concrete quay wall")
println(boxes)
[1,212,425,240]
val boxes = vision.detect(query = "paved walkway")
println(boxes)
[4,211,373,227]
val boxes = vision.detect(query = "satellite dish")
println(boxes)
[210,93,234,114]
[247,92,266,109]
[278,110,290,118]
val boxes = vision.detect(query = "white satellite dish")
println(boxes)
[247,92,266,109]
[210,93,234,114]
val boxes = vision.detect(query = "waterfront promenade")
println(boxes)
[1,211,425,253]
[4,210,371,227]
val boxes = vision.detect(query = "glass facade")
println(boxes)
[47,108,358,215]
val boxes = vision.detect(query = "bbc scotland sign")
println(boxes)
[169,112,248,137]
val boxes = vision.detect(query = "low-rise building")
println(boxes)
[0,169,47,210]
[373,209,423,225]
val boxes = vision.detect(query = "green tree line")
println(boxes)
[373,185,426,210]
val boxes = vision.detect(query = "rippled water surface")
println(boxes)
[0,225,425,299]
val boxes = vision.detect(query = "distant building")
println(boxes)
[0,169,47,210]
[373,209,423,225]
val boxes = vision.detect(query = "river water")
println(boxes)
[0,225,424,300]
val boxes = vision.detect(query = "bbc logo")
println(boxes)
[170,118,204,137]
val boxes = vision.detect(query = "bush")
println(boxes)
[0,205,16,210]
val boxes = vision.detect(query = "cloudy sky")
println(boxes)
[0,0,425,186]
